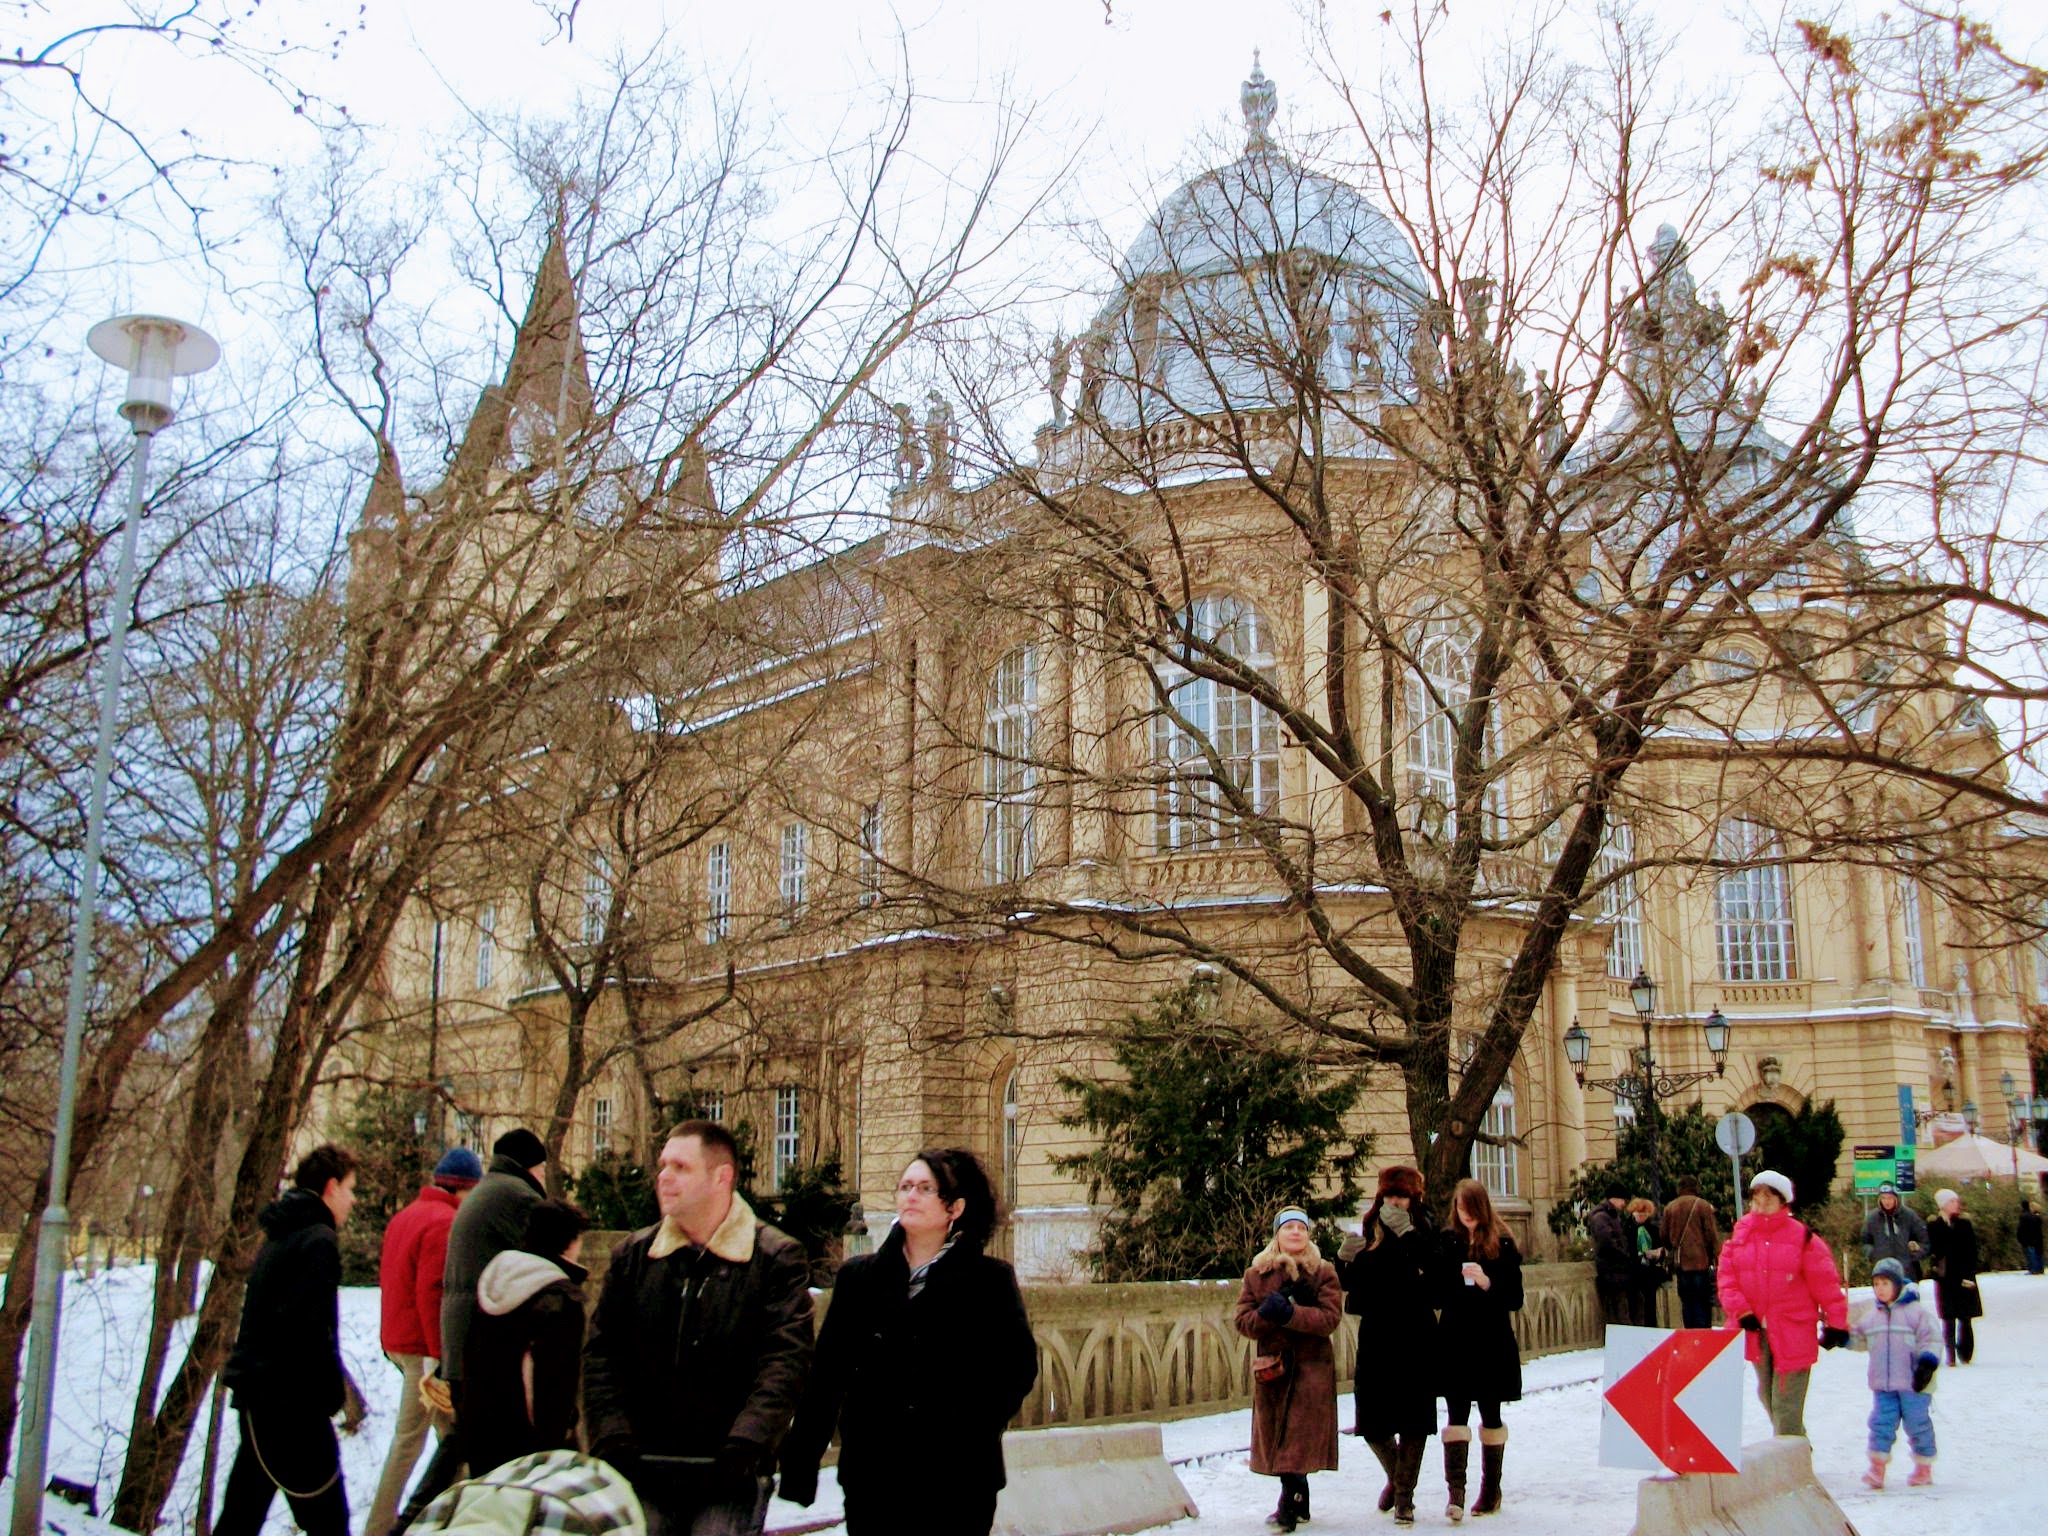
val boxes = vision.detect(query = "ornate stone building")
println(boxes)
[339,62,2042,1275]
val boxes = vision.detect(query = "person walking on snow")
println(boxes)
[2019,1200,2044,1276]
[1860,1183,1930,1282]
[1716,1170,1850,1438]
[1230,1208,1343,1533]
[1850,1257,1941,1488]
[1660,1176,1722,1329]
[365,1148,481,1536]
[1337,1166,1437,1525]
[463,1197,592,1479]
[1432,1179,1523,1521]
[215,1145,366,1536]
[1927,1188,1982,1364]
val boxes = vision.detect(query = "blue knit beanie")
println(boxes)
[432,1147,483,1189]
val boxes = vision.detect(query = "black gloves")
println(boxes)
[1256,1290,1296,1324]
[1737,1313,1763,1332]
[1819,1326,1851,1351]
[1911,1354,1938,1394]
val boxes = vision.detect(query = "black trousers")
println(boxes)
[842,1484,998,1535]
[1943,1315,1976,1362]
[214,1406,348,1536]
[1444,1398,1504,1430]
[1595,1278,1632,1329]
[1676,1270,1718,1329]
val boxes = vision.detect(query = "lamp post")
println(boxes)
[11,315,217,1536]
[1562,970,1731,1209]
[2003,1072,2036,1189]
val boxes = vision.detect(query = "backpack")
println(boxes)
[409,1451,645,1536]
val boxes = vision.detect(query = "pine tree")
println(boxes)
[1054,984,1370,1280]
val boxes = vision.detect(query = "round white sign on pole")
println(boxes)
[1715,1111,1756,1157]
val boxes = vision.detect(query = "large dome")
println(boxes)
[1077,59,1430,429]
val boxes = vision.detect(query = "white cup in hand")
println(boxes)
[1461,1261,1481,1286]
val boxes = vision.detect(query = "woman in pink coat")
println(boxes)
[1715,1170,1851,1437]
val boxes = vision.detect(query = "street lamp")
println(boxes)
[11,315,217,1536]
[1963,1100,1981,1136]
[1561,972,1732,1208]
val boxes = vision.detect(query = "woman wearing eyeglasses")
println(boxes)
[777,1148,1037,1534]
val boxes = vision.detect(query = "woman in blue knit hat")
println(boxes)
[1234,1207,1343,1532]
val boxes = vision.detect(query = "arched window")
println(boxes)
[1715,818,1796,980]
[1153,596,1280,851]
[1600,820,1644,980]
[983,649,1038,883]
[1405,624,1501,839]
[1472,1080,1519,1199]
[1002,1069,1022,1209]
[1898,876,1927,989]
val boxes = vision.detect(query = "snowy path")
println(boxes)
[5,1268,2042,1534]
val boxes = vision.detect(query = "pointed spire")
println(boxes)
[1242,51,1277,155]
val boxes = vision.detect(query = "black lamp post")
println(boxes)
[1563,970,1731,1208]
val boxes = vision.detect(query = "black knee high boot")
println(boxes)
[1366,1439,1398,1513]
[1392,1437,1426,1525]
[1472,1427,1508,1516]
[1442,1428,1472,1523]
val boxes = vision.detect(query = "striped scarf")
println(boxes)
[906,1231,959,1299]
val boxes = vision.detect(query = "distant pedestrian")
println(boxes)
[584,1120,812,1536]
[2017,1201,2043,1276]
[1433,1179,1523,1521]
[1927,1188,1981,1365]
[779,1149,1037,1536]
[1585,1185,1636,1330]
[1851,1258,1940,1489]
[1861,1183,1930,1281]
[1626,1197,1667,1326]
[392,1128,549,1535]
[464,1197,592,1478]
[1337,1166,1436,1526]
[366,1148,482,1536]
[215,1145,366,1536]
[1716,1170,1850,1437]
[1660,1176,1722,1329]
[1225,1208,1342,1533]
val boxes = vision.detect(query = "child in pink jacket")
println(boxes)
[1715,1171,1850,1437]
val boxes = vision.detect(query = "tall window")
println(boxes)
[1715,819,1796,981]
[475,903,496,990]
[431,918,446,996]
[858,801,883,905]
[455,1111,486,1157]
[592,1096,612,1157]
[701,1089,725,1124]
[1472,1082,1519,1198]
[1002,1070,1022,1209]
[582,855,612,946]
[704,842,731,942]
[1899,876,1927,989]
[1153,596,1280,851]
[1405,624,1502,839]
[1600,821,1644,980]
[779,824,808,920]
[984,650,1038,882]
[773,1085,801,1191]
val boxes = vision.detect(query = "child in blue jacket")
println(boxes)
[1850,1257,1941,1488]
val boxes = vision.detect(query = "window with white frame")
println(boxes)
[582,855,612,946]
[1153,596,1281,852]
[701,1089,725,1124]
[1002,1070,1021,1209]
[1715,819,1796,981]
[431,918,447,996]
[858,802,882,905]
[772,1085,801,1191]
[455,1110,486,1156]
[984,650,1038,882]
[1899,876,1927,989]
[1472,1082,1520,1198]
[1600,820,1644,980]
[592,1096,612,1157]
[780,824,808,920]
[475,903,496,990]
[704,842,731,942]
[1404,624,1503,841]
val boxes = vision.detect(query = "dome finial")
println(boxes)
[1242,51,1277,155]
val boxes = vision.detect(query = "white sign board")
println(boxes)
[1599,1325,1745,1476]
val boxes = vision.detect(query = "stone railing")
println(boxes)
[579,1235,1611,1431]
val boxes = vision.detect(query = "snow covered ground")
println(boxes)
[5,1267,2043,1535]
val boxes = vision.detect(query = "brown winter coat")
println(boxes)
[1234,1245,1344,1476]
[1660,1194,1722,1274]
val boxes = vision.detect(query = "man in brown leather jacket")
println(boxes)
[1660,1175,1723,1328]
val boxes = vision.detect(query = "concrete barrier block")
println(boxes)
[993,1423,1199,1536]
[1630,1437,1856,1536]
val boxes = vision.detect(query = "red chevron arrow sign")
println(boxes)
[1598,1326,1745,1475]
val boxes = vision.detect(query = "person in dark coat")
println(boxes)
[462,1197,591,1478]
[1861,1183,1931,1281]
[1585,1185,1637,1330]
[778,1149,1037,1536]
[1231,1208,1344,1533]
[1660,1176,1722,1329]
[1927,1188,1982,1364]
[584,1120,813,1536]
[216,1145,365,1536]
[2016,1200,2043,1276]
[366,1148,480,1536]
[1336,1165,1436,1526]
[1433,1179,1523,1521]
[392,1128,548,1535]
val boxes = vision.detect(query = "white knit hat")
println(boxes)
[1934,1187,1960,1208]
[1749,1170,1795,1204]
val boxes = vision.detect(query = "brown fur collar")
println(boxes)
[649,1194,758,1263]
[1252,1236,1326,1279]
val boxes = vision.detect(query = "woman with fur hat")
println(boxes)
[1233,1209,1344,1533]
[1715,1170,1850,1437]
[1336,1166,1437,1525]
[1926,1188,1982,1365]
[1432,1180,1524,1520]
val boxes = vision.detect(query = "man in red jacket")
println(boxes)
[365,1148,482,1536]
